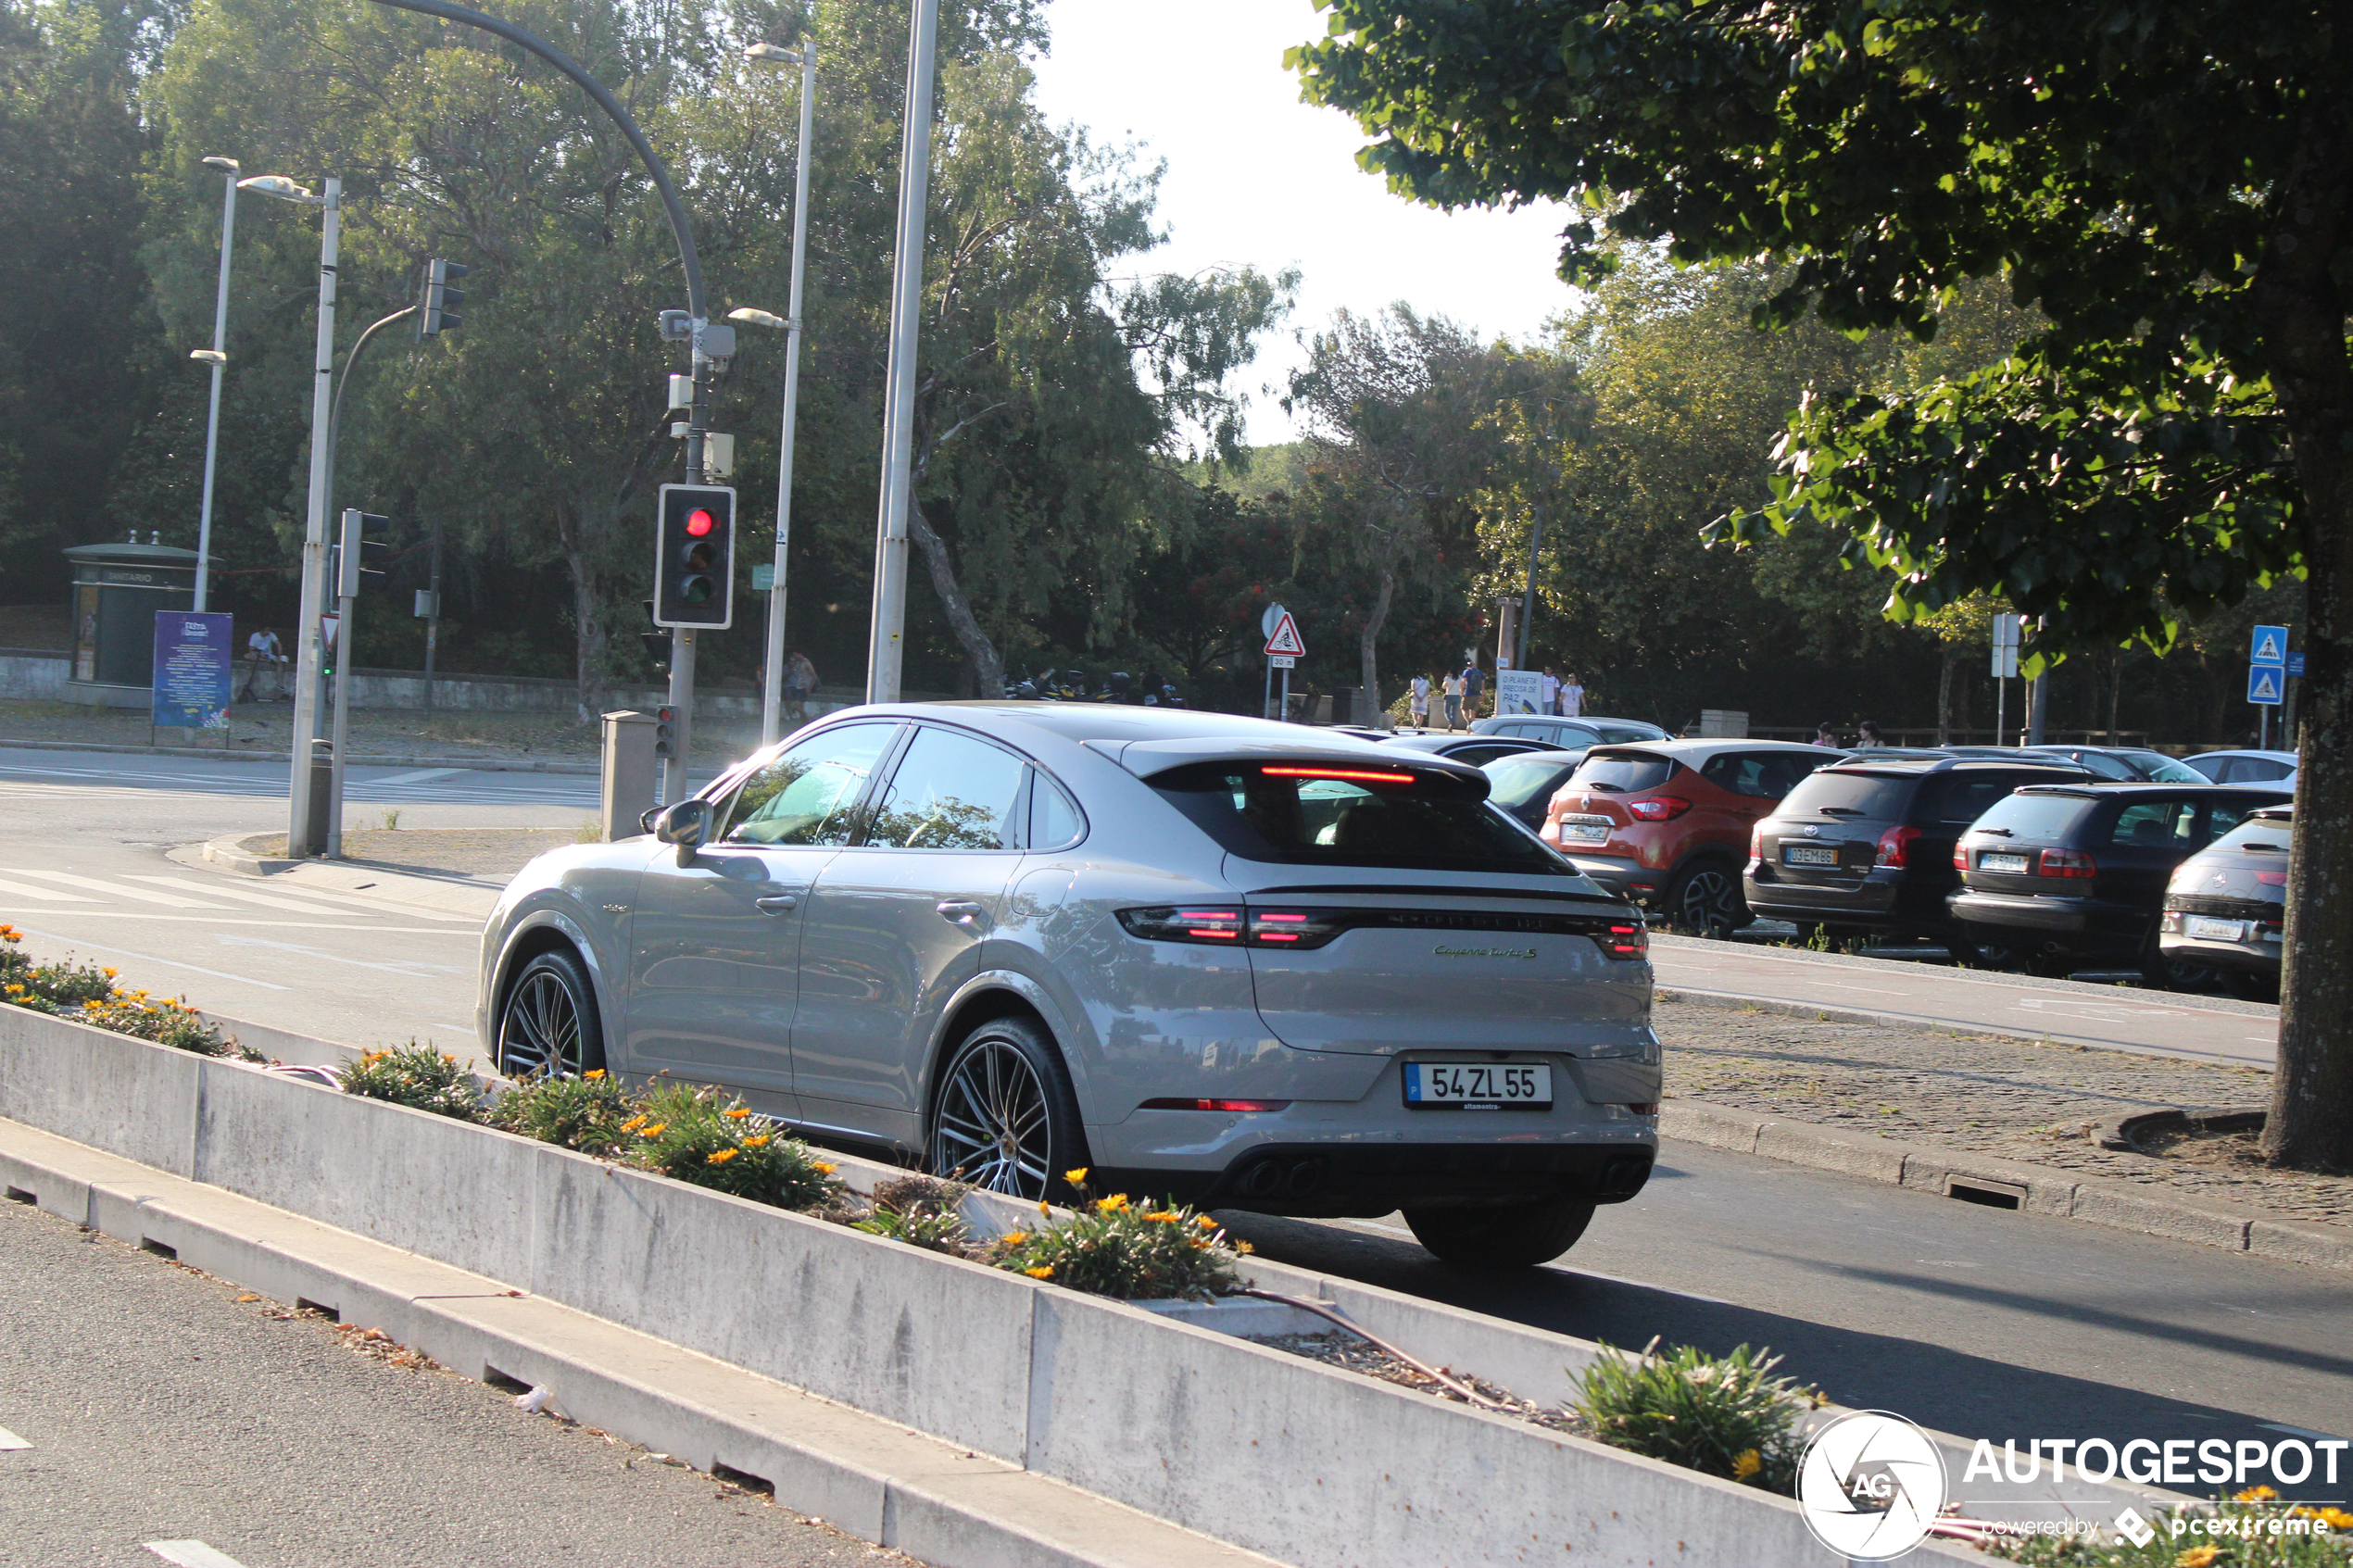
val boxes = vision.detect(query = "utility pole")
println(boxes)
[422,519,442,711]
[192,156,239,612]
[285,177,340,859]
[1516,503,1544,675]
[866,0,940,704]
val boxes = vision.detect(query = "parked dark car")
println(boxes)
[2024,745,2210,784]
[1473,714,1671,747]
[1382,732,1556,767]
[2158,804,2290,1000]
[1948,783,2291,985]
[1480,748,1590,834]
[1744,757,2093,959]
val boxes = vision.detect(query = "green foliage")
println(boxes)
[0,924,229,1054]
[988,1176,1244,1301]
[620,1083,844,1210]
[488,1067,634,1156]
[1567,1339,1816,1491]
[1981,1494,2353,1564]
[338,1044,485,1122]
[852,1173,974,1256]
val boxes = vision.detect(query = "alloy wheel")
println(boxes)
[1674,868,1740,936]
[499,967,583,1079]
[931,1038,1052,1197]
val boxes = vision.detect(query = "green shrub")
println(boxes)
[987,1171,1244,1300]
[489,1068,635,1155]
[338,1044,485,1121]
[1982,1491,2353,1564]
[2,925,229,1054]
[1568,1338,1815,1490]
[854,1174,975,1255]
[78,994,229,1055]
[621,1083,843,1210]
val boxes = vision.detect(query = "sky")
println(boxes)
[1025,0,1580,447]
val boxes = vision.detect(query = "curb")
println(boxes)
[1655,981,2278,1059]
[1661,1098,2352,1270]
[201,833,298,878]
[0,1120,1277,1568]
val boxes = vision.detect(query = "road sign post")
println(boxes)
[1264,608,1306,722]
[1992,613,2021,744]
[2250,624,2287,748]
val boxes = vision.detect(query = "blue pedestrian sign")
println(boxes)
[2247,665,2284,707]
[2288,651,2307,679]
[2250,625,2288,666]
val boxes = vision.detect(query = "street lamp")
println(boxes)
[241,170,341,859]
[740,32,818,746]
[191,156,240,612]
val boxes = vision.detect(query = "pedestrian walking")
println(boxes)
[786,650,818,725]
[1559,670,1586,719]
[1441,670,1465,730]
[1540,666,1562,716]
[1463,660,1485,720]
[1408,672,1431,729]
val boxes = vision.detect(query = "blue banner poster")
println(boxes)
[152,610,233,731]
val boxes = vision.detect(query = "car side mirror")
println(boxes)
[654,799,711,865]
[639,806,663,836]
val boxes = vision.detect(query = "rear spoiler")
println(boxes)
[1085,735,1488,788]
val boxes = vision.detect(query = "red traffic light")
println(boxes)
[685,508,716,538]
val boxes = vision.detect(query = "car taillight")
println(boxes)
[1627,797,1692,821]
[1246,909,1346,948]
[2039,847,2096,878]
[2257,871,2287,886]
[1139,1098,1292,1112]
[1117,907,1243,943]
[1599,921,1648,960]
[1953,843,1969,870]
[1876,825,1920,868]
[1748,823,1764,863]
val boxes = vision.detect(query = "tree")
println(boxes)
[1292,1,2353,1168]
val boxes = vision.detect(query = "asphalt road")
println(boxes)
[1223,1140,2353,1503]
[1652,934,2282,1071]
[0,1195,919,1568]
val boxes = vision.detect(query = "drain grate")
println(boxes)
[1946,1176,2026,1210]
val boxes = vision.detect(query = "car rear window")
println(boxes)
[2107,797,2197,849]
[2120,751,2210,784]
[1482,754,1579,811]
[1779,770,1917,820]
[1567,751,1677,794]
[1922,771,2058,824]
[1969,792,2096,843]
[2211,814,2292,855]
[1149,762,1569,874]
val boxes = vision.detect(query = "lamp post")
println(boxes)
[191,156,240,612]
[238,172,339,857]
[740,35,818,747]
[868,0,939,703]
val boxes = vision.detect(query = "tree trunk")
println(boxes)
[2252,109,2353,1170]
[1359,561,1397,728]
[907,499,1003,698]
[2108,652,2124,744]
[1935,647,1956,745]
[557,500,610,724]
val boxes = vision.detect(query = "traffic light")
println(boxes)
[652,483,736,629]
[419,257,468,336]
[653,706,676,759]
[337,510,391,598]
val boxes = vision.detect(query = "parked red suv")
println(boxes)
[1542,741,1841,933]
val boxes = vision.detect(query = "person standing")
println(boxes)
[1463,659,1485,721]
[1857,720,1883,747]
[1540,666,1562,716]
[1559,670,1586,719]
[1813,721,1839,746]
[1408,671,1431,729]
[787,650,819,725]
[1441,670,1464,730]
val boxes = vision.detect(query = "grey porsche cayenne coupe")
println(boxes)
[477,703,1661,1266]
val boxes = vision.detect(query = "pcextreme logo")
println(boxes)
[1797,1410,1948,1561]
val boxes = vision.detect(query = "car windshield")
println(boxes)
[2211,814,2293,855]
[1969,792,2096,843]
[1567,752,1677,795]
[1780,770,1915,820]
[1150,762,1569,874]
[1482,753,1580,810]
[2119,751,2210,784]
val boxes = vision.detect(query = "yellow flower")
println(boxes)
[1038,1200,1051,1217]
[1096,1194,1130,1213]
[2235,1486,2279,1502]
[2316,1506,2353,1531]
[742,1135,771,1148]
[999,1231,1029,1247]
[101,967,118,979]
[812,1161,837,1175]
[1023,1265,1054,1279]
[1193,1214,1218,1229]
[1063,1167,1089,1185]
[584,1069,605,1080]
[2174,1548,2219,1568]
[621,1116,647,1133]
[707,1148,739,1165]
[1731,1449,1762,1481]
[641,1123,667,1137]
[1233,1240,1254,1255]
[724,1107,752,1119]
[1145,1211,1181,1223]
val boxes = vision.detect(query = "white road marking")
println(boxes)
[363,767,464,786]
[145,1543,249,1568]
[212,935,467,977]
[3,870,232,909]
[0,873,100,902]
[0,1426,29,1449]
[2260,1423,2351,1443]
[12,912,471,931]
[123,876,375,916]
[11,929,293,991]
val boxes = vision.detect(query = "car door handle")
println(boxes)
[937,900,986,926]
[754,894,799,913]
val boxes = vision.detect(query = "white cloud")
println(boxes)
[1027,0,1579,446]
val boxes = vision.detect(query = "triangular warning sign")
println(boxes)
[2250,668,2283,703]
[1264,611,1306,658]
[2252,628,2286,664]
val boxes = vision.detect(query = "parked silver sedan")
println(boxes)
[476,704,1660,1266]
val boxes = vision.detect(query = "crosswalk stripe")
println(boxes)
[145,1542,249,1568]
[362,767,464,786]
[0,1426,29,1449]
[0,873,100,902]
[121,875,378,916]
[4,870,233,909]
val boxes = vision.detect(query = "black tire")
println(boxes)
[1403,1198,1598,1268]
[926,1014,1089,1200]
[1945,927,2028,972]
[1665,860,1747,937]
[2140,930,2216,993]
[496,947,606,1080]
[2225,969,2281,1003]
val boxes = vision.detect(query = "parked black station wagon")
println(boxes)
[1948,783,2291,985]
[1744,757,2092,961]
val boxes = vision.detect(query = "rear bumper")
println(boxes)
[2157,910,2283,977]
[1743,869,1953,932]
[1564,854,1661,902]
[1945,889,2146,954]
[1095,1136,1657,1218]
